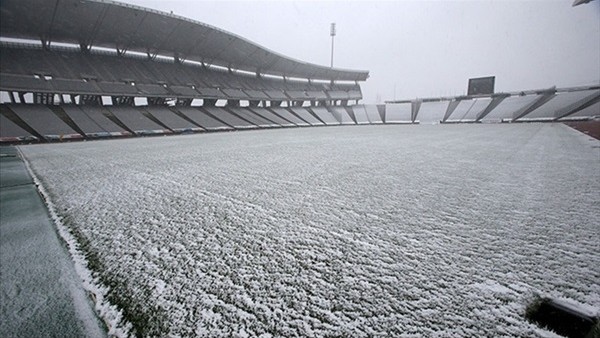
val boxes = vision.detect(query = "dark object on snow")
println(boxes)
[525,297,599,338]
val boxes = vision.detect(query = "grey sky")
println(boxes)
[119,0,600,103]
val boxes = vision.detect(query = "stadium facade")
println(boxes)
[0,0,599,144]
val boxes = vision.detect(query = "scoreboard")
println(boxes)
[468,76,495,96]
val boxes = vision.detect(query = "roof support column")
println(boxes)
[116,46,128,56]
[512,88,556,122]
[476,94,510,121]
[41,38,51,50]
[147,51,157,61]
[80,43,91,53]
[443,99,461,122]
[174,53,185,64]
[39,0,60,51]
[553,91,600,121]
[226,99,240,107]
[411,100,422,123]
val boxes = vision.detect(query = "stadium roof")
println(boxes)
[0,0,369,82]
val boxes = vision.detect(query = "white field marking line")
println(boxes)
[17,146,132,338]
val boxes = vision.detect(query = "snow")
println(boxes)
[550,298,599,318]
[19,124,600,337]
[19,148,132,337]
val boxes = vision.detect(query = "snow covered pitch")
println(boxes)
[21,124,599,337]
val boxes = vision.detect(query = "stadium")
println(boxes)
[0,0,598,337]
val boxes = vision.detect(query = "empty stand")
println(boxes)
[196,87,224,98]
[170,86,199,97]
[327,91,350,100]
[62,105,112,137]
[286,91,308,100]
[289,107,323,125]
[8,104,82,140]
[86,58,119,82]
[137,84,169,96]
[51,79,100,94]
[386,104,413,123]
[229,108,278,128]
[329,106,355,124]
[0,113,37,142]
[351,105,370,124]
[144,106,203,133]
[306,91,328,100]
[222,89,249,99]
[176,107,232,131]
[310,107,339,125]
[269,107,309,126]
[347,89,362,100]
[364,105,383,124]
[243,90,270,100]
[0,74,52,92]
[78,106,131,135]
[519,90,598,121]
[248,108,295,127]
[203,107,257,129]
[446,99,490,122]
[1,46,349,102]
[480,95,539,122]
[107,106,170,135]
[559,101,599,120]
[96,81,139,95]
[265,90,288,100]
[415,102,447,124]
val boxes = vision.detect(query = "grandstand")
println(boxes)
[351,105,371,125]
[268,107,311,127]
[1,0,599,144]
[289,107,325,126]
[387,87,600,124]
[310,107,340,125]
[0,0,368,143]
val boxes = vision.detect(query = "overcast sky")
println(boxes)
[119,0,600,104]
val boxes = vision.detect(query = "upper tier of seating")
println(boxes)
[0,45,362,101]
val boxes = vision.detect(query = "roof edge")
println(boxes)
[85,0,370,81]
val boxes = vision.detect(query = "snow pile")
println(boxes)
[20,124,600,337]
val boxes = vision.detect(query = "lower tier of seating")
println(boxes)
[1,98,597,143]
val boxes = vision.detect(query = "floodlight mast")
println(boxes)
[330,23,336,68]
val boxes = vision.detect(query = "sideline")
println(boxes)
[0,146,107,337]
